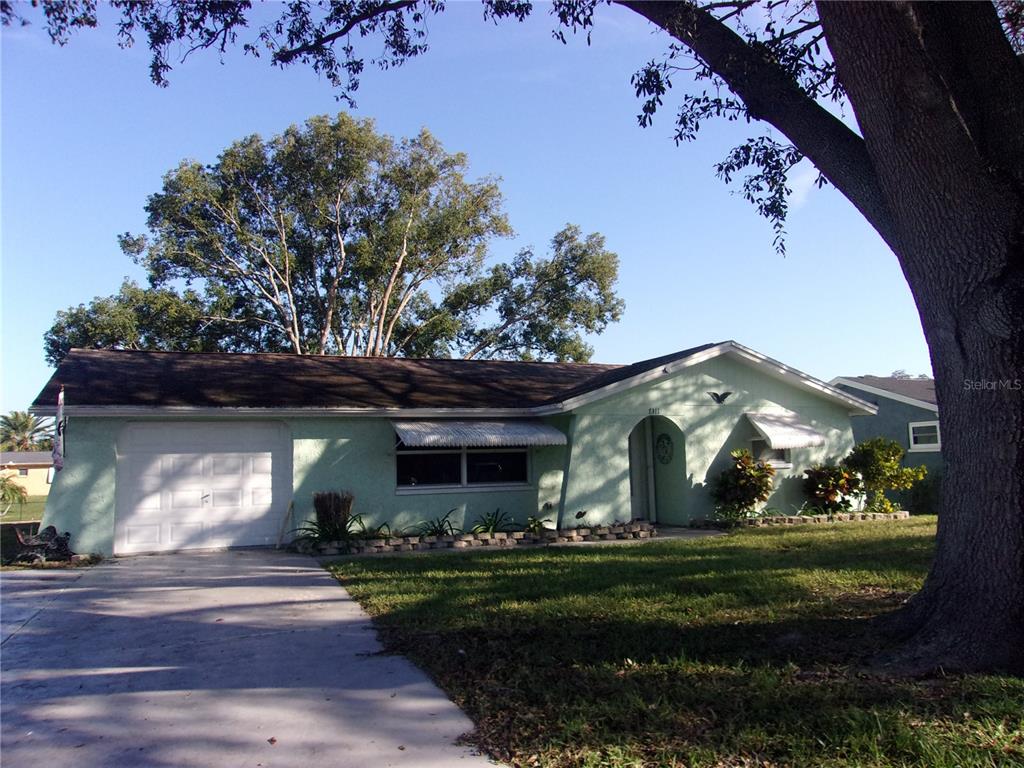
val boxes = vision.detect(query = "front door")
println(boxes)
[628,421,650,520]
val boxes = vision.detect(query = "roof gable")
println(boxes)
[543,342,877,415]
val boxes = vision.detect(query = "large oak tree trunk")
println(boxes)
[626,0,1024,672]
[816,2,1024,673]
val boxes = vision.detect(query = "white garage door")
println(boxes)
[115,422,291,555]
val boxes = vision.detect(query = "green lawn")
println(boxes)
[1,495,47,523]
[329,518,1023,768]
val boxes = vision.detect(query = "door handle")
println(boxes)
[201,493,211,504]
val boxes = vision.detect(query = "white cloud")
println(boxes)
[789,160,820,211]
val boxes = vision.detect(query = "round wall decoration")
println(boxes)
[655,433,674,464]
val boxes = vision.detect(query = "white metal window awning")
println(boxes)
[745,412,826,450]
[392,420,567,448]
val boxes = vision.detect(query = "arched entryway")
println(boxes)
[627,416,687,524]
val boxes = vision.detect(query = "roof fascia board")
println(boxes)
[33,405,537,418]
[828,377,939,413]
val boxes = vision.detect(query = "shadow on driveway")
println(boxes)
[1,550,496,767]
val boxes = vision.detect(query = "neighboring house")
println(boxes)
[0,451,54,496]
[829,375,943,474]
[31,341,875,556]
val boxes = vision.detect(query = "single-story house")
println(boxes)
[31,341,876,556]
[1,451,54,496]
[829,375,942,474]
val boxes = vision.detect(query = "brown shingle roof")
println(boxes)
[839,375,936,406]
[32,345,721,411]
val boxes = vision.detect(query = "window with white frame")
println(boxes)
[395,443,529,489]
[908,421,941,452]
[751,438,792,468]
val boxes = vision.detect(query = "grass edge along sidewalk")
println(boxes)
[329,517,1024,768]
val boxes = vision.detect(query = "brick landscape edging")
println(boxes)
[297,520,657,557]
[690,510,911,530]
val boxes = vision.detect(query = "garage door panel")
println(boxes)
[170,455,204,476]
[169,522,204,544]
[212,456,243,476]
[116,423,290,555]
[252,456,273,475]
[126,524,162,546]
[133,455,165,478]
[170,490,204,509]
[133,490,163,511]
[252,488,273,505]
[212,489,243,508]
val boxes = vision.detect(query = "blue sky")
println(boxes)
[1,2,930,412]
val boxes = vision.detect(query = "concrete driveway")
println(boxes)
[1,551,495,767]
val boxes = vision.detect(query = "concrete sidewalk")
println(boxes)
[1,550,496,767]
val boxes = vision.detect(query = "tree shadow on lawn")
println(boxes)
[333,525,1022,766]
[374,610,1023,767]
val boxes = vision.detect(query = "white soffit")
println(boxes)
[745,412,826,450]
[392,420,567,448]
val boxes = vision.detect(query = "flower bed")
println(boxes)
[295,520,657,556]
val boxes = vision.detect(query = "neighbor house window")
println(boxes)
[18,468,28,476]
[751,438,792,468]
[908,421,941,452]
[396,443,529,489]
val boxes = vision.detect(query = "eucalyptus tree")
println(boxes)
[46,114,623,363]
[12,0,1024,672]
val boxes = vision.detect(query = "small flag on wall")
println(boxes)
[52,386,65,472]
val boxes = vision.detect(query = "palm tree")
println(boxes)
[0,474,28,517]
[1,411,53,451]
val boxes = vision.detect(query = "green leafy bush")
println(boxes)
[842,438,927,514]
[711,449,776,521]
[802,463,862,514]
[470,507,516,534]
[524,515,552,534]
[417,509,459,536]
[905,470,942,516]
[293,490,392,551]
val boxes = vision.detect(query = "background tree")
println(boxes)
[9,1,1024,672]
[43,279,215,366]
[47,114,623,364]
[448,225,624,361]
[1,411,54,451]
[0,475,29,517]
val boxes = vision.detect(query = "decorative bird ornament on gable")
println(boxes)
[707,391,733,404]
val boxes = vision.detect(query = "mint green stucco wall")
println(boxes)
[290,417,565,533]
[43,356,857,553]
[43,415,568,555]
[558,355,857,526]
[42,419,120,555]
